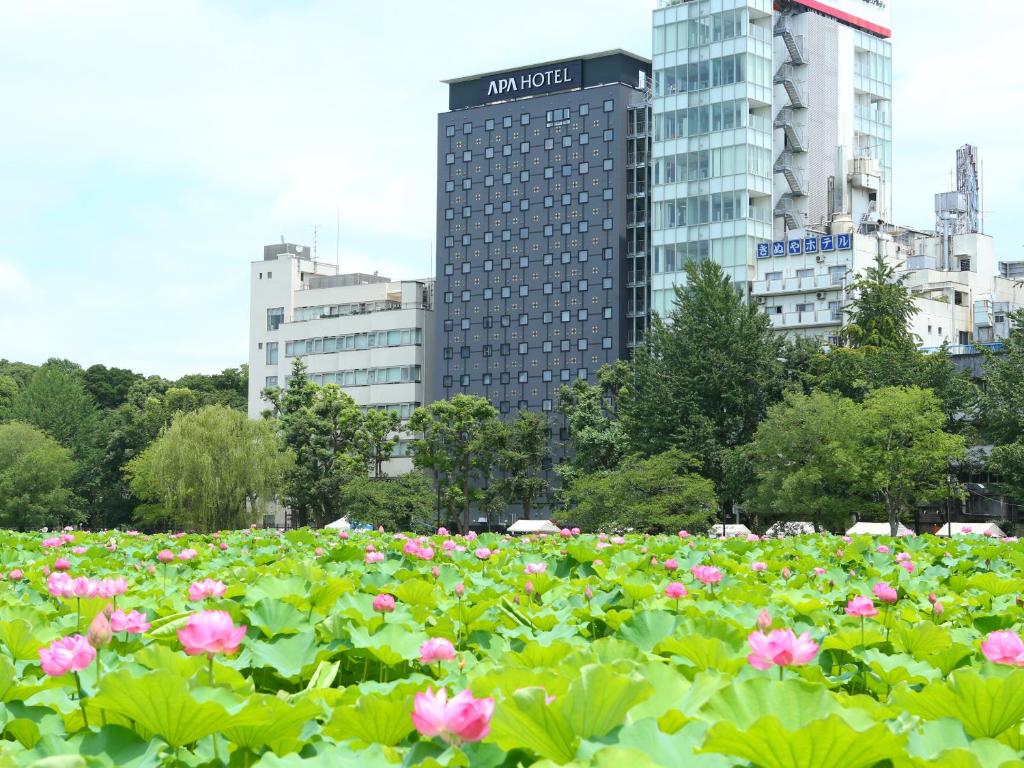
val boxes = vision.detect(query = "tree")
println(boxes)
[358,409,401,479]
[812,344,978,430]
[0,375,18,423]
[263,359,365,528]
[619,259,785,485]
[408,395,499,534]
[82,365,143,411]
[561,449,718,533]
[980,310,1024,500]
[840,253,919,349]
[846,387,966,536]
[0,422,82,530]
[10,360,107,527]
[127,405,288,532]
[339,473,436,532]
[175,366,249,411]
[492,411,550,520]
[556,369,629,489]
[743,391,865,533]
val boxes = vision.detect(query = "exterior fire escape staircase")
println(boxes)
[772,11,809,231]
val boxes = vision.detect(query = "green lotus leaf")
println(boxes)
[322,691,413,746]
[565,663,653,740]
[243,631,319,680]
[701,713,905,768]
[90,669,235,749]
[246,598,310,638]
[488,686,577,764]
[892,622,953,659]
[222,694,322,754]
[894,669,1024,739]
[0,620,45,661]
[617,611,675,652]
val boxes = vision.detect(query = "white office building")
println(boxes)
[650,0,892,313]
[248,242,434,475]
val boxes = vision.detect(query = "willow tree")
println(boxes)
[128,405,290,532]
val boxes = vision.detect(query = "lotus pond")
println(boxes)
[1,527,1024,767]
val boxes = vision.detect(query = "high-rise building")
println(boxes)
[434,52,651,490]
[248,243,434,476]
[650,0,892,313]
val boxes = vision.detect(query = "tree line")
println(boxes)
[2,254,1022,535]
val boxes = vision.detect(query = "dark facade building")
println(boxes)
[434,51,651,508]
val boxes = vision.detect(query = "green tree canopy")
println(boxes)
[980,310,1024,500]
[358,409,401,480]
[0,422,82,530]
[83,364,143,411]
[742,390,865,533]
[0,375,18,423]
[263,359,365,528]
[840,253,920,349]
[619,259,785,485]
[408,394,499,534]
[339,472,436,533]
[557,367,629,489]
[846,386,966,536]
[127,405,288,532]
[562,449,718,534]
[491,410,551,520]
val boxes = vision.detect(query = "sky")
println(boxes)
[0,0,1019,378]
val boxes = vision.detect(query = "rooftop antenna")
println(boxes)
[312,225,319,261]
[280,235,285,244]
[335,204,341,270]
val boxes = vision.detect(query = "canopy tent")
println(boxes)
[710,524,753,538]
[846,522,914,537]
[765,521,817,537]
[935,522,1006,537]
[507,519,561,535]
[324,517,351,530]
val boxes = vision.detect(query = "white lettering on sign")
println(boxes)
[486,67,573,98]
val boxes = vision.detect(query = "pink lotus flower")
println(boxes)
[813,567,826,576]
[751,562,767,573]
[474,548,492,561]
[559,528,571,538]
[781,567,792,579]
[70,577,98,598]
[524,562,547,575]
[584,586,593,600]
[88,611,113,647]
[110,609,150,634]
[157,549,174,563]
[442,539,457,552]
[339,531,349,540]
[524,580,535,595]
[665,582,687,600]
[96,577,127,599]
[38,635,95,676]
[373,594,396,613]
[177,610,246,656]
[981,630,1024,666]
[876,545,890,554]
[747,628,819,670]
[899,560,915,574]
[664,558,679,572]
[8,569,22,581]
[178,549,197,561]
[845,596,878,617]
[454,583,465,597]
[71,546,87,555]
[365,551,385,564]
[219,542,228,551]
[678,530,690,539]
[412,687,495,744]
[437,527,449,536]
[872,582,898,604]
[895,552,911,562]
[757,610,772,629]
[188,579,227,602]
[431,566,441,578]
[928,592,937,604]
[571,528,581,536]
[42,537,62,548]
[465,531,478,541]
[54,558,71,571]
[691,565,722,585]
[747,533,760,541]
[933,602,944,617]
[419,637,457,664]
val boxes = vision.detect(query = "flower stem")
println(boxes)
[75,672,90,729]
[779,665,784,682]
[209,656,221,761]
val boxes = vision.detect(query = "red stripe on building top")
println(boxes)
[792,0,892,38]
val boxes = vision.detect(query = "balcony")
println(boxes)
[626,301,647,318]
[627,180,648,197]
[627,212,648,227]
[627,270,647,287]
[752,274,844,296]
[626,152,648,167]
[768,309,843,330]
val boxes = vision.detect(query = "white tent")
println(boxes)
[766,521,816,537]
[935,522,1006,537]
[709,524,753,538]
[324,517,351,530]
[507,519,561,534]
[846,522,914,537]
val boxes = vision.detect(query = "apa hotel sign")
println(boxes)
[481,60,583,103]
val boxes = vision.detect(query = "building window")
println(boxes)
[265,376,278,388]
[603,99,613,112]
[266,307,284,331]
[266,342,278,365]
